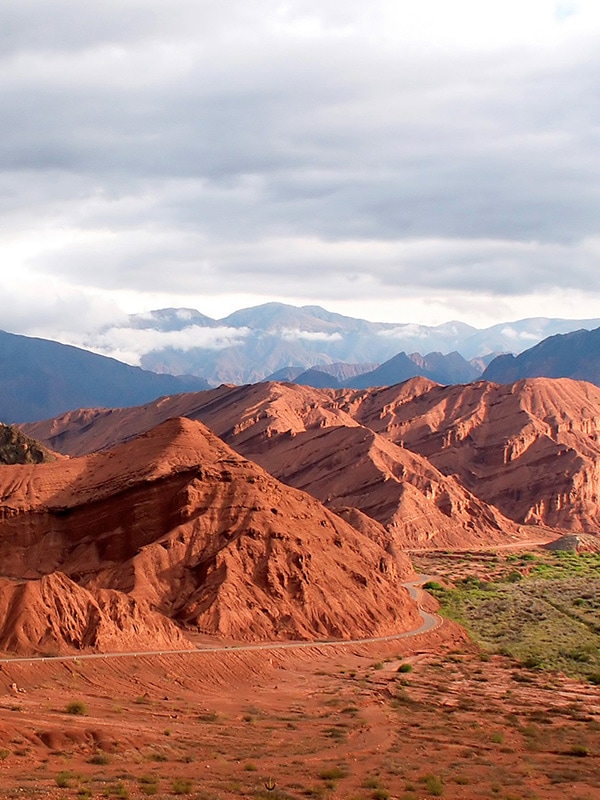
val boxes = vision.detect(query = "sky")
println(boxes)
[1,0,600,349]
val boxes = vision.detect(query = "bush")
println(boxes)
[319,766,348,780]
[420,774,444,796]
[172,778,193,794]
[88,751,110,765]
[423,581,444,591]
[568,744,589,757]
[139,775,159,796]
[55,771,73,788]
[65,700,87,716]
[372,790,390,800]
[397,663,413,673]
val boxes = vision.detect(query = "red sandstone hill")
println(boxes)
[0,417,419,656]
[22,382,527,548]
[347,377,600,533]
[24,376,600,537]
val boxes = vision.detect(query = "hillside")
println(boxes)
[0,417,418,655]
[23,375,600,537]
[350,377,600,533]
[483,326,600,386]
[0,329,209,424]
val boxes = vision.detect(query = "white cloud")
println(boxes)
[500,326,542,342]
[77,325,251,366]
[280,328,343,342]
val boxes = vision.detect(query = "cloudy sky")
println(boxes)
[2,0,600,346]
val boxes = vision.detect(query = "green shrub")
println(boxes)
[55,771,73,788]
[319,765,348,780]
[420,774,444,796]
[397,663,413,673]
[88,751,110,765]
[568,744,589,757]
[172,778,193,794]
[139,776,159,796]
[65,700,87,716]
[372,789,390,800]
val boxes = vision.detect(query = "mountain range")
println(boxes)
[482,326,600,385]
[0,303,600,423]
[4,304,600,425]
[27,375,600,544]
[94,303,600,386]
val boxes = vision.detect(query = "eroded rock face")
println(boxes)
[348,377,600,534]
[0,417,419,655]
[22,382,526,549]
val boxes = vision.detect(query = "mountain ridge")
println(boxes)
[0,415,419,654]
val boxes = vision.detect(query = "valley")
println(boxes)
[0,557,598,800]
[3,364,600,797]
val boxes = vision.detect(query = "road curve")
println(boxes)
[0,574,441,665]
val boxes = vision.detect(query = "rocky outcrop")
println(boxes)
[0,424,56,464]
[349,377,600,534]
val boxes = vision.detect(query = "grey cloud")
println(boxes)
[1,2,600,308]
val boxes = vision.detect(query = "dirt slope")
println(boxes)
[0,417,418,655]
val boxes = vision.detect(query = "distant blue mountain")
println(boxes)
[483,326,600,386]
[0,329,209,424]
[126,303,600,385]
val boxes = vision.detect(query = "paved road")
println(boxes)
[0,575,441,665]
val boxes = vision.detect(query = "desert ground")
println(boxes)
[0,555,598,800]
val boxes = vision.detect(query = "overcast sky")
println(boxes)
[2,0,600,344]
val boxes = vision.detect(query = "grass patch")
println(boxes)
[88,751,111,765]
[425,551,600,680]
[319,765,349,781]
[419,774,444,796]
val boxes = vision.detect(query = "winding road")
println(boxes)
[0,575,441,665]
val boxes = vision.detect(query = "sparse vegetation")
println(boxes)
[422,550,600,680]
[172,777,193,794]
[419,773,444,796]
[55,771,73,788]
[319,765,348,781]
[65,700,87,716]
[88,751,111,765]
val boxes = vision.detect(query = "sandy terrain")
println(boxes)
[0,615,598,800]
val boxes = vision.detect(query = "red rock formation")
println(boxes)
[348,377,600,533]
[22,382,526,548]
[0,417,419,655]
